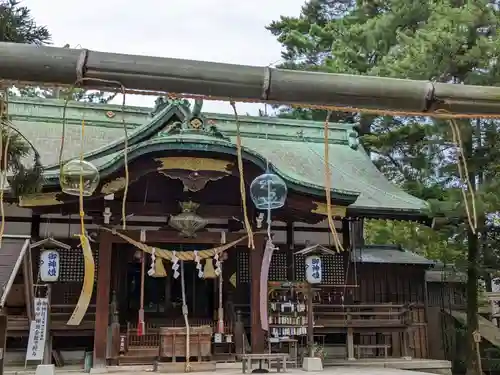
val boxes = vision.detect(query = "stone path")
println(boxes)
[5,365,437,375]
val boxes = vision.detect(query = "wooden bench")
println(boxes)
[241,353,289,373]
[355,344,390,359]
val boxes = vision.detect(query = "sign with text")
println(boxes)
[26,297,49,361]
[305,255,322,284]
[39,250,60,282]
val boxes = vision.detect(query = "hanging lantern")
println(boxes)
[39,249,60,282]
[60,159,100,196]
[169,201,207,237]
[250,173,287,210]
[305,255,322,284]
[203,258,217,279]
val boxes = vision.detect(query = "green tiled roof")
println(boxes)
[8,97,429,219]
[352,244,435,265]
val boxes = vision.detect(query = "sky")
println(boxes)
[23,0,306,114]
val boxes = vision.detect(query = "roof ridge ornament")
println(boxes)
[157,98,230,141]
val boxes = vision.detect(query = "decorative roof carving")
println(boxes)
[153,98,229,141]
[151,97,230,141]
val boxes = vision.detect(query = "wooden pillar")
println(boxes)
[43,286,52,365]
[307,284,314,357]
[93,231,112,368]
[342,218,350,249]
[0,310,6,375]
[285,222,294,281]
[346,307,355,360]
[250,235,265,354]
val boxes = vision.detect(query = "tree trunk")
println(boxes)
[464,120,481,375]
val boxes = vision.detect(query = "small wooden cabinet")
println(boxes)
[159,326,212,361]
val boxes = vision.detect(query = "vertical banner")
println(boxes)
[26,298,49,361]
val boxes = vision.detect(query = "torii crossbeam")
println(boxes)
[0,42,499,117]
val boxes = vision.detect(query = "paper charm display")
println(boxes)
[194,250,204,278]
[214,252,221,276]
[147,248,156,277]
[171,251,180,279]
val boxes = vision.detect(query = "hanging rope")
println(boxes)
[229,101,255,250]
[119,91,129,230]
[323,111,345,252]
[59,76,129,230]
[0,127,10,248]
[448,118,478,233]
[78,119,86,236]
[138,229,146,336]
[180,258,191,372]
[0,88,9,247]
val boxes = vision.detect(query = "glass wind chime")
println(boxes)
[249,171,287,212]
[249,160,288,332]
[60,159,100,196]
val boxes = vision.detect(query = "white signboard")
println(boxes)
[39,250,60,282]
[305,255,322,284]
[26,297,49,361]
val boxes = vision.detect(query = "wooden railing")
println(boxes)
[314,303,412,331]
[7,304,96,336]
[109,318,234,361]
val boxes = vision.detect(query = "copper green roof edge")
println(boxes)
[204,112,357,131]
[43,102,356,170]
[348,207,431,222]
[9,115,140,129]
[8,96,151,115]
[42,137,360,203]
[7,96,355,133]
[352,244,435,265]
[85,109,356,160]
[43,103,183,170]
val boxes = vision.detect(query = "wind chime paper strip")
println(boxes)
[101,227,248,260]
[67,235,95,326]
[260,239,276,331]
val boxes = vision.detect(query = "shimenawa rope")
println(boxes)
[230,101,255,249]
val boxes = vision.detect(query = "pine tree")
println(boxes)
[0,0,50,44]
[269,1,500,373]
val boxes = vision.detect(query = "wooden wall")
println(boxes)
[427,282,466,308]
[31,244,100,306]
[348,264,428,358]
[229,247,429,359]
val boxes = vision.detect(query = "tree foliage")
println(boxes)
[15,85,117,104]
[0,0,50,45]
[0,0,50,196]
[269,1,500,373]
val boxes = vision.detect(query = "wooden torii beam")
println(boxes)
[0,42,499,116]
